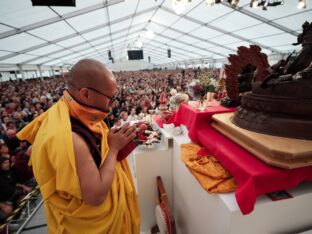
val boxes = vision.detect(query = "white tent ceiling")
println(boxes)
[0,0,311,68]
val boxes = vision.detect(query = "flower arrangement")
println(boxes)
[198,72,217,95]
[116,121,161,160]
[188,73,217,100]
[135,121,161,148]
[169,92,189,111]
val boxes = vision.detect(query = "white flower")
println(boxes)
[170,88,178,96]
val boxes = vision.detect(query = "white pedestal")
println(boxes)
[128,143,173,232]
[128,122,312,234]
[172,128,312,234]
[152,118,174,150]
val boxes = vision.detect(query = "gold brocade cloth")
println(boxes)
[181,143,236,193]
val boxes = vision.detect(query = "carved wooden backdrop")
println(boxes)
[224,45,270,101]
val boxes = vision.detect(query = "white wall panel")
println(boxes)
[0,33,45,52]
[56,36,85,47]
[29,21,76,41]
[1,54,38,64]
[108,0,138,21]
[30,44,63,56]
[153,9,180,25]
[191,26,223,39]
[66,9,107,31]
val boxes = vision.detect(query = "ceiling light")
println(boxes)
[145,29,155,39]
[297,0,306,9]
[264,0,268,6]
[205,0,215,7]
[206,0,223,7]
[171,0,190,15]
[135,40,143,48]
[255,0,283,10]
[228,0,239,8]
[250,0,259,8]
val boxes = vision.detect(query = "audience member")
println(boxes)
[11,143,33,184]
[127,108,138,122]
[4,129,20,155]
[0,143,10,159]
[113,117,122,128]
[0,156,32,206]
[119,111,128,126]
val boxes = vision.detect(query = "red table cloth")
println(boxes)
[169,103,312,215]
[168,103,235,142]
[153,115,165,128]
[153,113,176,129]
[197,128,312,214]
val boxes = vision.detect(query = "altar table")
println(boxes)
[168,103,235,142]
[170,103,312,214]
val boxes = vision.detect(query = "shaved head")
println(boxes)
[68,59,116,93]
[67,59,117,112]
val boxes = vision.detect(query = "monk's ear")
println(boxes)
[79,88,89,100]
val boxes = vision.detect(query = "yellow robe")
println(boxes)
[17,98,140,234]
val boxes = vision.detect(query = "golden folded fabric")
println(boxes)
[181,143,236,193]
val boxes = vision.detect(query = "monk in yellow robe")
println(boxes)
[17,59,140,234]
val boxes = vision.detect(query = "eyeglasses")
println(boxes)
[68,80,115,106]
[86,87,115,106]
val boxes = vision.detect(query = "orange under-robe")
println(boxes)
[181,143,236,193]
[17,98,140,234]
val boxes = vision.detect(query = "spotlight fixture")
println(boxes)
[135,40,143,48]
[171,0,191,15]
[228,0,239,8]
[250,0,259,8]
[257,0,269,10]
[251,0,283,10]
[145,29,155,39]
[205,0,223,7]
[167,49,171,58]
[270,0,283,6]
[205,0,215,7]
[297,0,306,9]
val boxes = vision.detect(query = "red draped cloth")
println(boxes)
[153,114,176,129]
[152,115,165,128]
[168,104,235,142]
[169,104,312,215]
[197,128,312,214]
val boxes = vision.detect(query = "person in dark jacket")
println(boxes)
[0,156,32,205]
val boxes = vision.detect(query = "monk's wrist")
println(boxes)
[109,148,119,157]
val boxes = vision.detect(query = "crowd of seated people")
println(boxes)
[0,77,66,225]
[104,67,220,127]
[0,67,219,224]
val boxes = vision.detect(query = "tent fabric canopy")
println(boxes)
[0,0,310,68]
